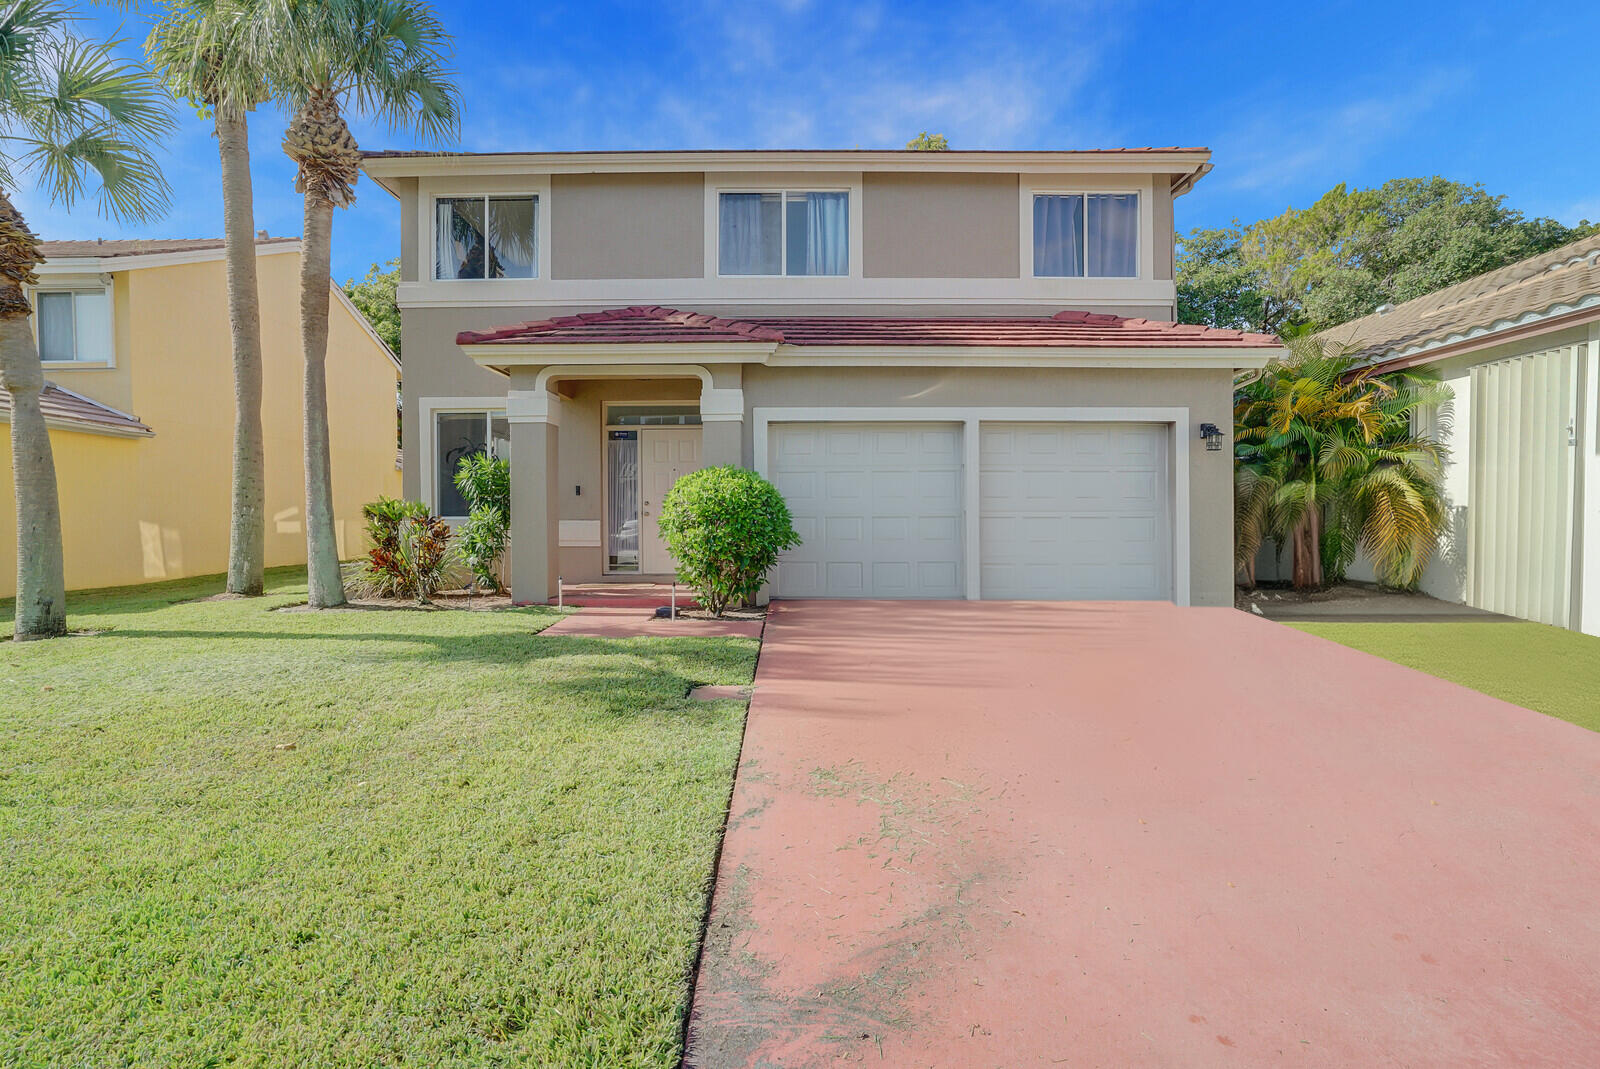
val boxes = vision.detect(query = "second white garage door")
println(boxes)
[771,422,964,597]
[980,423,1171,600]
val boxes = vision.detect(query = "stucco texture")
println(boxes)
[0,250,401,598]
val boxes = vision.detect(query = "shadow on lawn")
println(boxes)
[86,627,755,717]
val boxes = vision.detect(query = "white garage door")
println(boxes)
[980,422,1171,600]
[771,422,964,597]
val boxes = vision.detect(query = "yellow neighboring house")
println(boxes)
[0,236,401,598]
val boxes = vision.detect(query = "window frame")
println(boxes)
[31,281,115,366]
[712,184,856,279]
[426,183,548,283]
[1023,187,1145,281]
[420,399,509,520]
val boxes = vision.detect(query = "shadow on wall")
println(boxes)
[138,510,348,580]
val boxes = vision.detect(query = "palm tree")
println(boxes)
[0,2,172,639]
[1235,338,1451,591]
[147,0,271,596]
[264,0,456,608]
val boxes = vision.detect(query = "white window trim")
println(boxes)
[705,172,864,282]
[1020,177,1152,282]
[30,277,115,367]
[420,175,552,284]
[752,405,1192,605]
[419,397,508,520]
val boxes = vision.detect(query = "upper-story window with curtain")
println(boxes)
[434,196,537,279]
[1032,193,1139,278]
[36,288,113,363]
[719,191,848,276]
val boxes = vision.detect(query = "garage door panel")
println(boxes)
[980,422,1170,601]
[773,422,965,598]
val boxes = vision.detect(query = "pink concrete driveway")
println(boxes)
[685,601,1600,1067]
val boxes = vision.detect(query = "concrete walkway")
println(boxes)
[685,600,1600,1067]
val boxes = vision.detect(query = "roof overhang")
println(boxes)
[37,241,301,275]
[461,340,1277,376]
[362,148,1214,198]
[1359,296,1600,373]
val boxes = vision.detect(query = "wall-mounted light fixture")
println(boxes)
[1200,423,1225,452]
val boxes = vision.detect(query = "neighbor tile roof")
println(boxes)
[0,382,152,436]
[457,306,1281,349]
[39,236,298,260]
[1320,233,1600,365]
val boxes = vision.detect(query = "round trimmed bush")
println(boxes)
[657,466,801,616]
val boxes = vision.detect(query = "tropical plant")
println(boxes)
[0,2,173,639]
[266,0,458,608]
[453,452,508,593]
[1234,338,1451,591]
[355,495,453,601]
[657,466,800,617]
[147,0,272,596]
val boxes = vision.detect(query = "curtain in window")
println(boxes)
[435,198,485,279]
[800,192,848,275]
[607,431,640,571]
[1087,194,1138,277]
[719,193,781,274]
[72,291,111,361]
[486,198,537,278]
[1033,194,1084,277]
[36,292,75,361]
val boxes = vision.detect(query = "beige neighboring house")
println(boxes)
[1320,234,1600,635]
[0,236,402,597]
[363,148,1283,606]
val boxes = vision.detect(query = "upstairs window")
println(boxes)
[719,191,848,276]
[36,289,112,363]
[434,196,537,279]
[1033,193,1138,278]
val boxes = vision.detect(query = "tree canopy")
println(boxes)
[343,257,400,355]
[1178,178,1598,337]
[906,131,949,150]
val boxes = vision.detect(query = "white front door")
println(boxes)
[640,427,704,574]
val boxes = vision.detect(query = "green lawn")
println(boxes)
[0,568,758,1067]
[1291,620,1600,732]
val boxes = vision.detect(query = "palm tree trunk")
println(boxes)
[0,194,65,639]
[299,193,345,608]
[217,111,266,596]
[1290,507,1325,591]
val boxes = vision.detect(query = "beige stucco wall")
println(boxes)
[1152,178,1175,281]
[551,172,705,279]
[483,359,1236,605]
[1,249,401,597]
[862,172,1019,278]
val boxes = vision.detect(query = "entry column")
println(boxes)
[700,369,746,468]
[507,388,559,604]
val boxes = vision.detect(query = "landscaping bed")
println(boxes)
[0,567,758,1067]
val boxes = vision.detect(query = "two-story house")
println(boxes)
[362,149,1282,606]
[0,236,401,596]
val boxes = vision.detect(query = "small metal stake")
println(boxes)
[671,582,677,620]
[557,575,563,610]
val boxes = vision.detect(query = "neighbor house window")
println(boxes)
[36,288,112,362]
[1033,193,1138,277]
[719,191,848,275]
[435,411,508,516]
[434,196,537,279]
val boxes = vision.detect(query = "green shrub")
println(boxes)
[657,466,800,616]
[453,454,510,593]
[356,497,454,602]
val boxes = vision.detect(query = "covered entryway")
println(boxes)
[979,421,1171,599]
[770,422,964,598]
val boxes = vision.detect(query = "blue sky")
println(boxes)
[21,0,1600,284]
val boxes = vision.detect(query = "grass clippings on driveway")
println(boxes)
[0,567,757,1067]
[1290,619,1600,732]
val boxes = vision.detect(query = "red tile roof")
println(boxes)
[0,382,153,436]
[456,306,1281,349]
